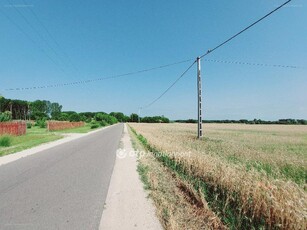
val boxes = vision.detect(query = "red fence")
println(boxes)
[47,121,85,131]
[0,121,27,136]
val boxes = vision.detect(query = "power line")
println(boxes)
[22,0,79,73]
[4,59,193,91]
[4,55,299,91]
[4,54,299,91]
[141,0,292,110]
[7,0,70,75]
[202,59,299,69]
[141,60,196,109]
[0,5,67,74]
[200,0,292,58]
[3,0,295,104]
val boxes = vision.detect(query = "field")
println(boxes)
[129,123,307,230]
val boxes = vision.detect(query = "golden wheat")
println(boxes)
[129,123,307,229]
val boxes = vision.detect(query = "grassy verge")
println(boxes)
[0,123,111,157]
[0,135,11,147]
[129,126,226,230]
[0,126,62,157]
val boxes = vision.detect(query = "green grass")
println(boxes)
[0,135,12,147]
[280,164,306,184]
[137,163,151,190]
[0,123,106,157]
[0,126,62,157]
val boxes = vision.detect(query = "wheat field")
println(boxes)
[129,123,307,229]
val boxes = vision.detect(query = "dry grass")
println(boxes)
[129,123,307,229]
[129,127,226,230]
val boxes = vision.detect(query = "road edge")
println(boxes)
[99,124,162,230]
[0,124,115,167]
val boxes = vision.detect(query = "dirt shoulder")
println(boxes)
[99,124,162,230]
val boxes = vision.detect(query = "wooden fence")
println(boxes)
[0,121,27,136]
[47,121,85,131]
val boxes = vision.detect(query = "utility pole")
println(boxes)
[10,102,13,115]
[197,57,203,138]
[138,107,141,123]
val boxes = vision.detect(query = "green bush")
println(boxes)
[27,122,32,129]
[68,113,82,122]
[90,123,99,129]
[0,111,12,122]
[90,121,99,129]
[95,113,118,125]
[35,119,46,128]
[100,120,108,127]
[86,118,92,123]
[0,135,12,147]
[58,112,69,121]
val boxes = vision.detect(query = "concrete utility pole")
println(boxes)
[138,107,141,123]
[197,57,203,138]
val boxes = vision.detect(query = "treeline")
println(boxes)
[0,96,62,121]
[141,116,170,123]
[175,119,307,125]
[0,96,170,124]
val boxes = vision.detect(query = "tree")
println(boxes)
[58,112,69,121]
[95,113,118,125]
[129,113,139,122]
[0,111,12,122]
[141,116,170,123]
[68,113,82,122]
[79,112,96,121]
[0,97,29,120]
[110,112,129,122]
[0,95,5,113]
[50,103,62,120]
[30,100,49,120]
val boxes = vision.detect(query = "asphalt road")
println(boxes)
[0,124,123,230]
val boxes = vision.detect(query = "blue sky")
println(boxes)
[0,0,306,120]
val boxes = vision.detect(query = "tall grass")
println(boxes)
[130,127,226,229]
[0,135,12,147]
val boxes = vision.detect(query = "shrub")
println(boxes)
[0,111,12,122]
[27,122,32,129]
[100,120,108,127]
[35,119,46,128]
[68,113,82,122]
[58,113,69,121]
[0,135,12,147]
[90,122,99,129]
[95,113,118,125]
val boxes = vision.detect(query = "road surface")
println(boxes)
[0,124,123,230]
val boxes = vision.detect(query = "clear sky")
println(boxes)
[0,0,306,120]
